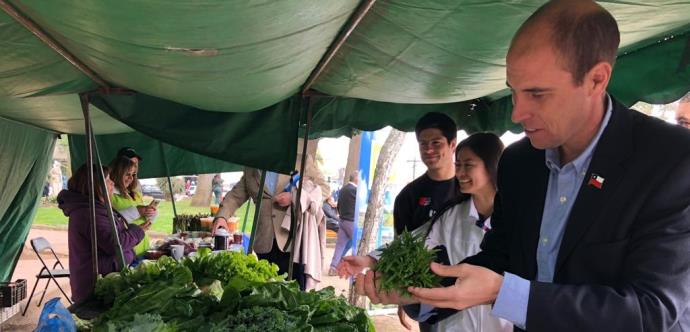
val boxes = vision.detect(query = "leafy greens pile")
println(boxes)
[88,249,374,331]
[373,229,440,296]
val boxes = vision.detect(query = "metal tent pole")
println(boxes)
[0,0,109,89]
[287,97,312,281]
[91,132,126,270]
[241,199,252,234]
[79,94,99,283]
[167,176,178,218]
[80,94,126,271]
[247,170,267,253]
[301,0,376,94]
[158,141,178,226]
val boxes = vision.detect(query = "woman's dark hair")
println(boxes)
[68,164,110,202]
[110,156,138,200]
[456,133,504,188]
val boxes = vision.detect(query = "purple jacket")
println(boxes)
[57,189,144,303]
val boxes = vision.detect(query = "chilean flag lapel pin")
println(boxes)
[588,173,605,189]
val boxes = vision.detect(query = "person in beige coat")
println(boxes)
[213,143,330,289]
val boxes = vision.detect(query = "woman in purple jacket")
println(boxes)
[57,164,149,303]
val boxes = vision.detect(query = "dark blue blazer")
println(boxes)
[465,98,690,331]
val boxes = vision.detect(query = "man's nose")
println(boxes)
[511,96,530,124]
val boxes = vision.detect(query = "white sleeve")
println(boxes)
[118,206,141,223]
[425,219,443,249]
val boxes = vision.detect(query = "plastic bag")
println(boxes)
[35,297,76,332]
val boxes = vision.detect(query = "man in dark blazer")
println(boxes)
[409,1,690,331]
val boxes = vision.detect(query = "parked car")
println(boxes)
[141,184,165,199]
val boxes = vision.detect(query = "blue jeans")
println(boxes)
[329,219,354,269]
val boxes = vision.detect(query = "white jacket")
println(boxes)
[406,197,512,332]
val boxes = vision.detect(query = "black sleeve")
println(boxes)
[461,150,513,275]
[393,188,412,236]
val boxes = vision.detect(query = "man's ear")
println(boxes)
[450,138,457,150]
[586,61,612,97]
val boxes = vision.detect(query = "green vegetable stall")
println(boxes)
[80,250,374,331]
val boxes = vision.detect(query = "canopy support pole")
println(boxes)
[241,200,252,234]
[301,0,376,94]
[158,141,178,227]
[91,134,127,271]
[79,94,127,288]
[167,177,178,218]
[248,171,267,253]
[287,97,312,281]
[79,94,99,283]
[0,0,110,89]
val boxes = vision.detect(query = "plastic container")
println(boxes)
[200,217,214,232]
[214,228,229,250]
[227,216,238,232]
[233,231,243,244]
[0,280,25,308]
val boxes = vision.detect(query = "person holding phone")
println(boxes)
[57,164,148,303]
[110,156,157,256]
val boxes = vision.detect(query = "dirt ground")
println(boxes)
[1,226,417,332]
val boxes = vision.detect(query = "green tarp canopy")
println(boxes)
[1,0,690,280]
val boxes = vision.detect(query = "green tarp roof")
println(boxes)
[1,0,690,173]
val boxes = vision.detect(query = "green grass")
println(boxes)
[33,198,256,234]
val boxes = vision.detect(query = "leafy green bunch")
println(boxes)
[96,313,174,332]
[227,306,304,332]
[373,229,440,296]
[221,282,374,332]
[90,251,374,331]
[183,249,282,288]
[94,256,192,305]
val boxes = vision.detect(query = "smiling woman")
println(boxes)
[396,132,508,331]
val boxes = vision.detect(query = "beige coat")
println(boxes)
[216,154,329,254]
[282,180,326,290]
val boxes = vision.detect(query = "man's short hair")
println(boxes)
[348,171,359,182]
[519,1,620,85]
[414,112,457,143]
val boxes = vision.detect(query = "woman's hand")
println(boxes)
[336,255,376,278]
[137,205,156,218]
[139,221,152,232]
[355,270,417,305]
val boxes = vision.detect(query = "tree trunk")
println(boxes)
[191,174,213,207]
[343,134,362,184]
[348,129,405,307]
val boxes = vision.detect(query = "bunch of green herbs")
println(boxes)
[373,229,439,296]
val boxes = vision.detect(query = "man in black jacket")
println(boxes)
[409,1,690,331]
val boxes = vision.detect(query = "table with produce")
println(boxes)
[145,214,245,260]
[73,249,374,331]
[68,210,374,331]
[69,211,446,331]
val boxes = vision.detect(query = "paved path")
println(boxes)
[2,226,417,332]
